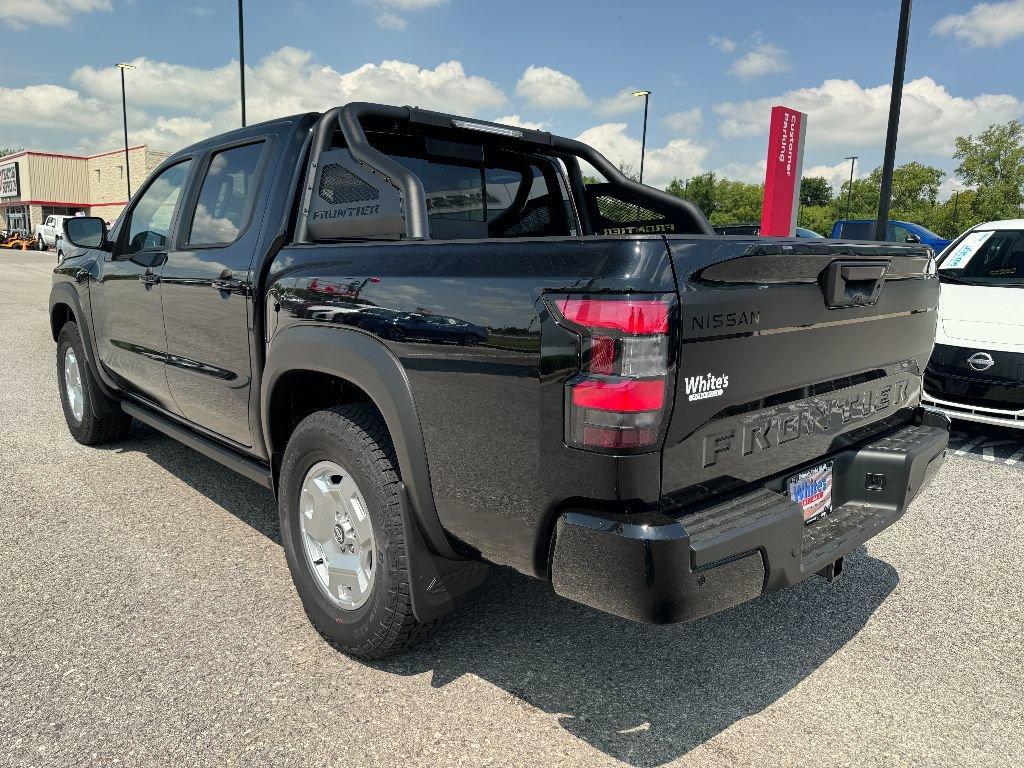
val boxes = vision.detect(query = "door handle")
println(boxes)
[212,269,247,295]
[140,268,160,287]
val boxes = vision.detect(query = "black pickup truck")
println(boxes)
[50,103,949,658]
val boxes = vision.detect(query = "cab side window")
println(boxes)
[123,160,192,255]
[187,142,264,246]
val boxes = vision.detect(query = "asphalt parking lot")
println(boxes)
[1,251,1022,768]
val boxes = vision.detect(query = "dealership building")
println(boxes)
[0,145,168,233]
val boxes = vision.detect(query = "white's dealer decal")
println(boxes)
[686,372,730,401]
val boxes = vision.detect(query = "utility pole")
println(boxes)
[844,156,858,222]
[875,0,913,241]
[116,63,135,198]
[238,0,247,127]
[632,90,651,184]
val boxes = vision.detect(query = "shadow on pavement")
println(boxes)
[115,422,898,768]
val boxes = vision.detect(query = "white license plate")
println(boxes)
[788,461,834,523]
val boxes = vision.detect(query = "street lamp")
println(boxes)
[632,90,651,185]
[237,0,247,127]
[844,155,858,223]
[115,63,135,198]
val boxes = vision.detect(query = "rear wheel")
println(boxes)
[56,322,133,445]
[278,405,440,659]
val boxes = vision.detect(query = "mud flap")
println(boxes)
[398,484,488,622]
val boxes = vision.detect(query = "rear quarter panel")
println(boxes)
[266,236,676,575]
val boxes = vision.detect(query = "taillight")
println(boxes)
[550,294,675,453]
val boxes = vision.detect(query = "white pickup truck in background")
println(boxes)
[35,215,73,251]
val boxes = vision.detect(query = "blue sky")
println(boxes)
[2,0,1023,196]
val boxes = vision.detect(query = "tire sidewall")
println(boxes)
[56,324,90,438]
[278,413,403,649]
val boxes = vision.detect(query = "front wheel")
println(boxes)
[278,405,441,659]
[56,322,133,445]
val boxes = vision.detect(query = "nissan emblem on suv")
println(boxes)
[967,352,995,372]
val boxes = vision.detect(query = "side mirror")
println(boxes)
[905,233,921,244]
[63,217,107,249]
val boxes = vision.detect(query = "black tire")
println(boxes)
[56,322,133,445]
[278,405,439,659]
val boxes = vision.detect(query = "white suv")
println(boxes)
[35,215,73,251]
[923,219,1024,429]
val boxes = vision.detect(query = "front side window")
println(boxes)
[124,160,192,255]
[187,142,264,246]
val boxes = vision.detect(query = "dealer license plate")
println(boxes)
[788,461,834,524]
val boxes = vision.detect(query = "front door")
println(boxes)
[92,159,193,412]
[159,140,268,447]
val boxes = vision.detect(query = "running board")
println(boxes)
[121,401,274,490]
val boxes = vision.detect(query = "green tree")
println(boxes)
[800,177,833,207]
[0,147,23,158]
[667,172,718,219]
[953,120,1024,222]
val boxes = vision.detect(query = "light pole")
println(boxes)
[875,0,913,241]
[632,90,651,185]
[844,155,858,222]
[238,0,246,127]
[116,63,135,198]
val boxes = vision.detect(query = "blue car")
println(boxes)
[831,219,951,252]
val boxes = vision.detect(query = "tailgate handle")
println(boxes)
[822,260,889,309]
[840,264,886,282]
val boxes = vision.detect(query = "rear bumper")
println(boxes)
[550,407,949,624]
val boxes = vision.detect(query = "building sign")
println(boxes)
[0,162,19,198]
[760,106,807,237]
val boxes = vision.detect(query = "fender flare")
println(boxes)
[48,281,120,416]
[261,324,457,560]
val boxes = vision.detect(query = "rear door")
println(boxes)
[661,239,939,503]
[159,138,270,447]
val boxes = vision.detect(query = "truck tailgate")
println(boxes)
[661,239,939,504]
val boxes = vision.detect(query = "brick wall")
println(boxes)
[86,147,169,221]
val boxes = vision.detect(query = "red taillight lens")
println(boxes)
[550,293,674,454]
[556,297,669,334]
[571,378,664,412]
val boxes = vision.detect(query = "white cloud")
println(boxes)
[1,48,508,156]
[368,0,446,32]
[729,42,790,79]
[595,88,648,117]
[516,66,590,110]
[803,159,864,192]
[0,83,114,130]
[715,159,766,184]
[95,116,216,155]
[492,115,551,130]
[575,123,708,189]
[0,0,110,28]
[932,0,1024,47]
[938,176,973,202]
[376,0,445,7]
[375,12,407,30]
[72,58,238,111]
[239,49,507,123]
[664,107,703,135]
[714,76,1024,155]
[709,35,738,53]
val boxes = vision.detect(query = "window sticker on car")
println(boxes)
[941,230,995,270]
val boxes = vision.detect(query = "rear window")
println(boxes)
[368,133,574,240]
[938,229,1024,286]
[838,221,873,239]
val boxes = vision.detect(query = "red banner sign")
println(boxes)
[760,105,807,237]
